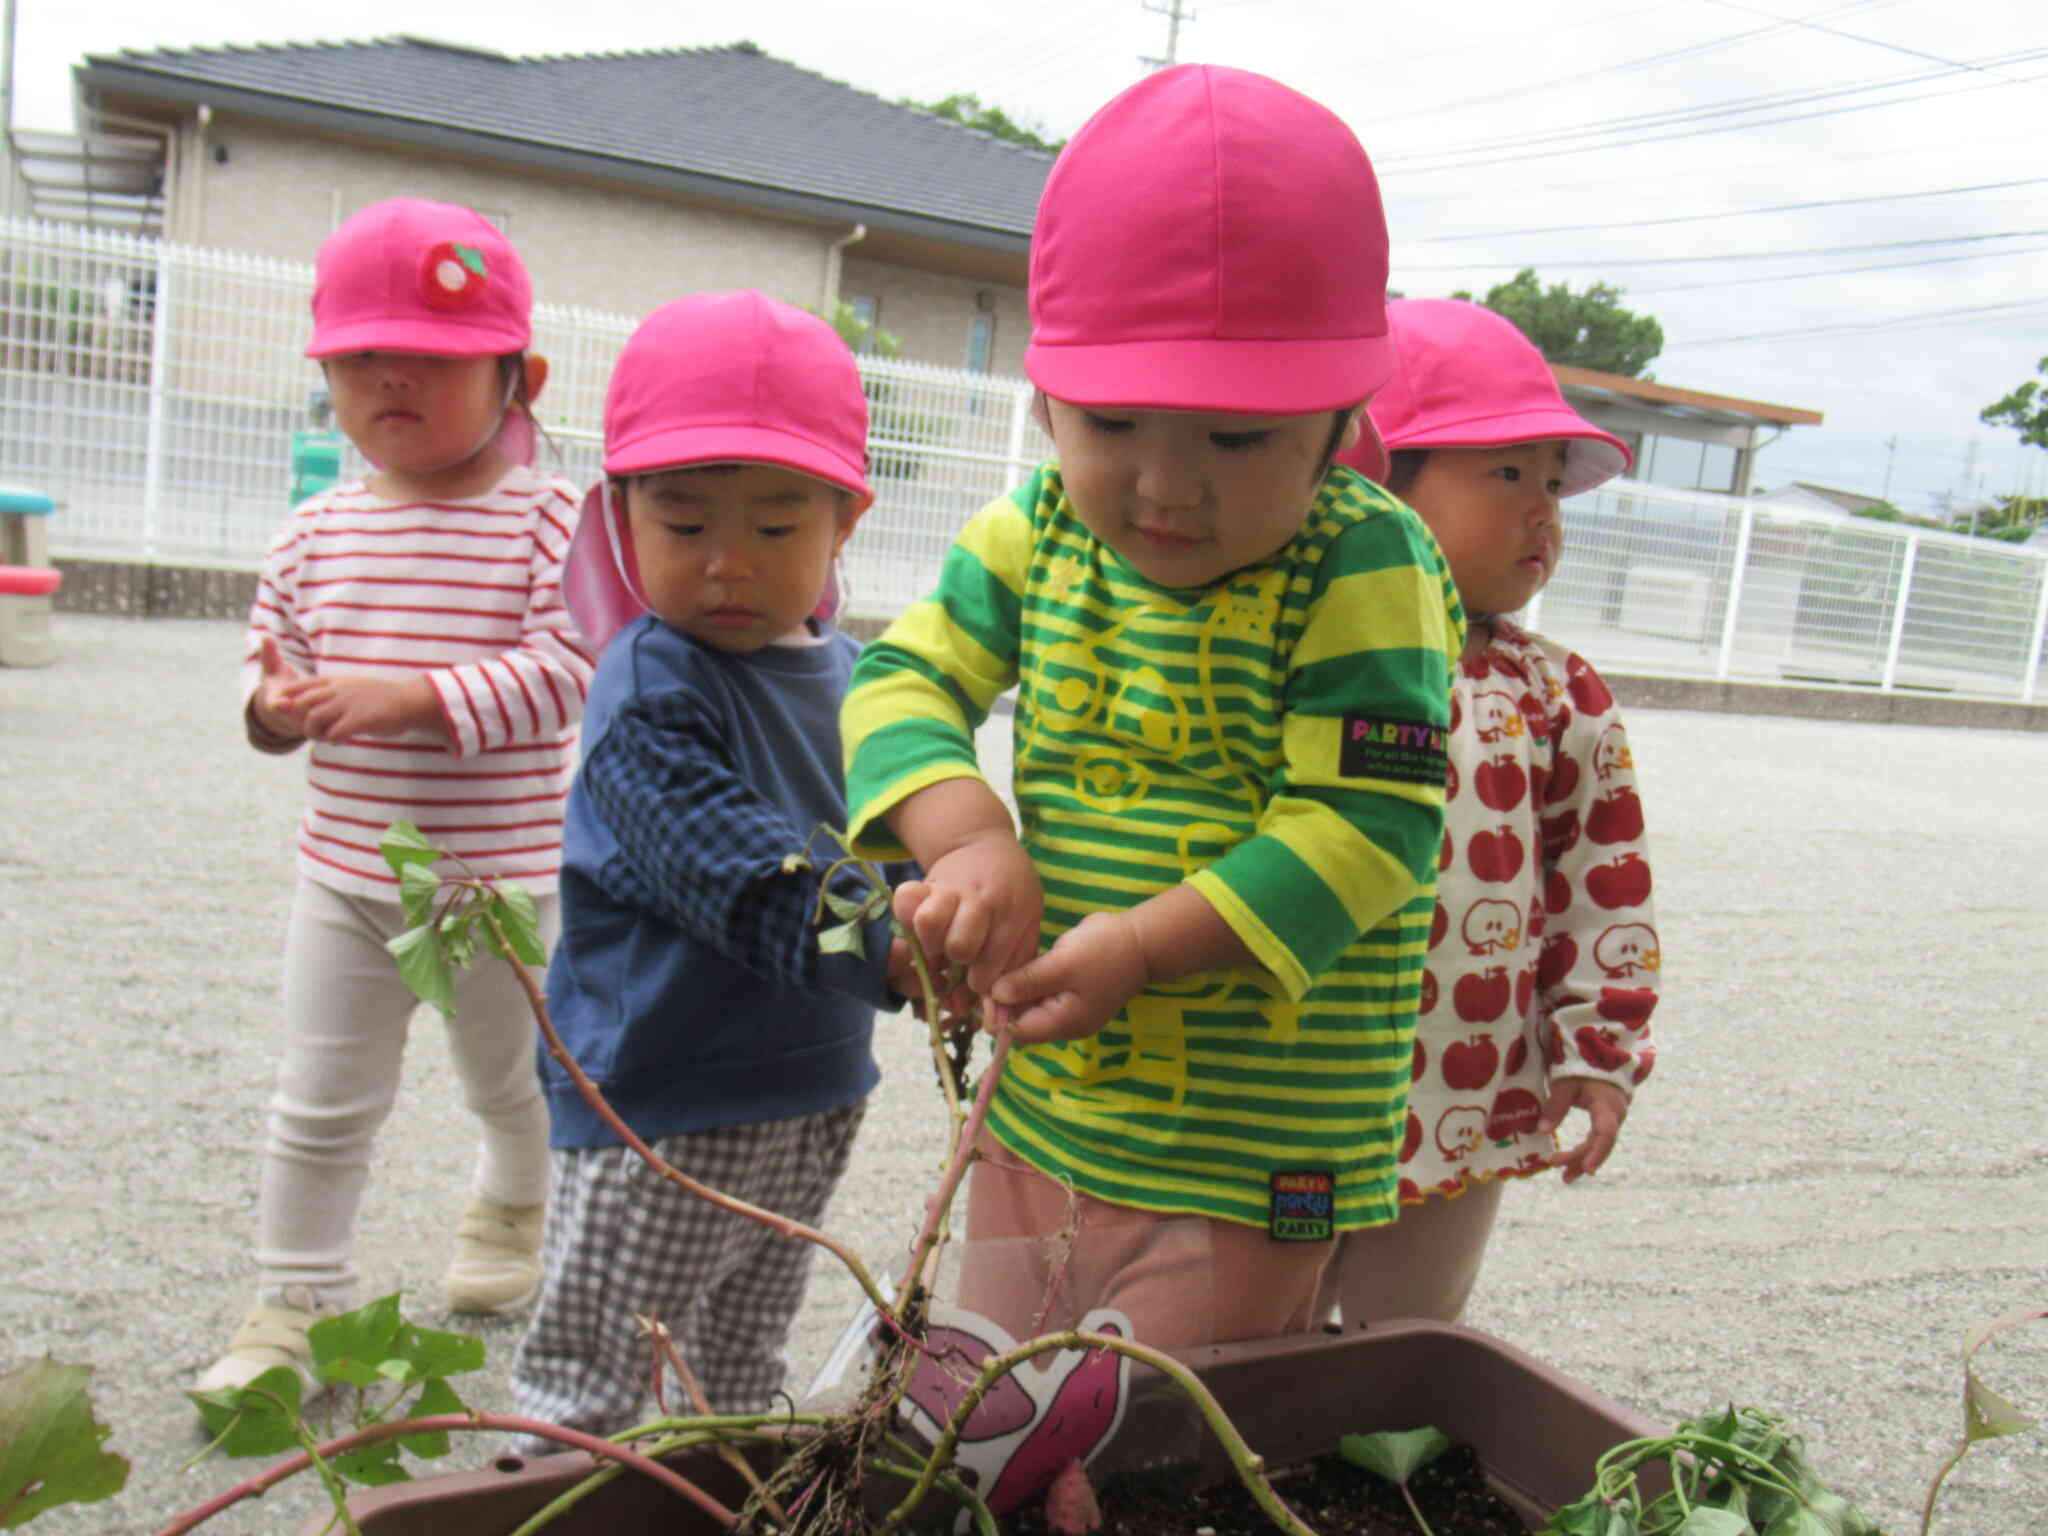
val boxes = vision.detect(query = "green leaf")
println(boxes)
[398,860,443,930]
[387,924,457,1016]
[487,884,545,965]
[0,1362,128,1526]
[816,916,869,957]
[1965,1373,2034,1441]
[1339,1427,1450,1484]
[187,1367,303,1458]
[333,1441,411,1486]
[309,1294,403,1387]
[1671,1510,1751,1535]
[1541,1498,1637,1536]
[397,1377,467,1459]
[438,907,479,974]
[822,888,871,923]
[781,852,813,874]
[380,821,441,878]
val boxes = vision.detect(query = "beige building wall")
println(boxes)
[840,254,1027,377]
[157,110,1012,374]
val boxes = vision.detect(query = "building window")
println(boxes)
[844,294,881,353]
[966,312,995,374]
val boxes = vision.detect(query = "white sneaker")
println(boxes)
[443,1198,545,1314]
[192,1286,335,1395]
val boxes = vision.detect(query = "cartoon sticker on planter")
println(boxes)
[809,1299,1132,1524]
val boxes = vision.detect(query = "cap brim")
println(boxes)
[1025,334,1397,415]
[604,424,871,500]
[306,318,529,358]
[1391,408,1632,499]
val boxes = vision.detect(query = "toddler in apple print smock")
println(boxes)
[1343,299,1659,1205]
[1415,621,1657,1198]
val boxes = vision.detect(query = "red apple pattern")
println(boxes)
[1404,623,1658,1204]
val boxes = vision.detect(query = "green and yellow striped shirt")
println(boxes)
[844,464,1463,1230]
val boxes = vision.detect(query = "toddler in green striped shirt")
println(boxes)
[842,65,1462,1358]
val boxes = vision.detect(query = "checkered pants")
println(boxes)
[509,1101,866,1446]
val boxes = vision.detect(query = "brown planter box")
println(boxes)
[298,1320,1663,1534]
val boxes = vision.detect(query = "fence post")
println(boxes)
[1879,533,1919,693]
[2023,558,2048,704]
[140,238,174,558]
[1715,499,1756,681]
[1004,381,1032,481]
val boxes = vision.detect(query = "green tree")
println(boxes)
[1980,358,2048,449]
[902,92,1064,153]
[1454,268,1664,378]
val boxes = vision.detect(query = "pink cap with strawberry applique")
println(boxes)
[1025,64,1394,416]
[307,198,532,359]
[1341,298,1631,497]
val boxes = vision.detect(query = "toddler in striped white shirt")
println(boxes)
[196,198,594,1400]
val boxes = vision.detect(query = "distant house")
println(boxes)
[46,36,1051,375]
[1754,481,1891,520]
[1554,366,1823,499]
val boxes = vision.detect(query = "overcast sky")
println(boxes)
[10,0,2048,517]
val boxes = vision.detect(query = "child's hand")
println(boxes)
[988,911,1150,1045]
[1539,1079,1630,1183]
[251,636,311,739]
[893,831,1043,1001]
[886,933,975,1023]
[274,672,443,743]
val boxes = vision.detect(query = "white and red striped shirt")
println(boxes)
[241,465,595,898]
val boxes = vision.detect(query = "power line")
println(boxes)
[1396,227,2048,272]
[1361,0,1889,128]
[1668,296,2048,348]
[1407,174,2048,243]
[1623,242,2048,295]
[1374,48,2048,175]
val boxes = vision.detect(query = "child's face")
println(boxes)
[1402,441,1568,617]
[623,464,857,651]
[322,352,508,482]
[1041,397,1349,589]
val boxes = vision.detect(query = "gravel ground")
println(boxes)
[2,614,2043,1536]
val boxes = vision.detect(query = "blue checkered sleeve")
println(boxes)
[579,690,895,1006]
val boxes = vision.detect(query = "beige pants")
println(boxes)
[1318,1178,1505,1326]
[956,1130,1334,1352]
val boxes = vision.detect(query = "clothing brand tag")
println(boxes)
[1269,1170,1334,1242]
[1339,714,1447,784]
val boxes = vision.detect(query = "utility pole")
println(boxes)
[1880,435,1898,503]
[1141,0,1195,73]
[1962,438,1981,538]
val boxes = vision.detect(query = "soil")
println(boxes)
[1004,1443,1531,1536]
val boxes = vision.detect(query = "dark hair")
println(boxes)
[1382,448,1429,496]
[1315,407,1359,481]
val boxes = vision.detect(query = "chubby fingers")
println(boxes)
[1541,1080,1628,1183]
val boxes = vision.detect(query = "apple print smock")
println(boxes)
[843,463,1463,1233]
[1403,618,1659,1204]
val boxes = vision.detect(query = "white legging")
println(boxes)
[252,875,556,1299]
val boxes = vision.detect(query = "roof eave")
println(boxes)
[76,61,1033,257]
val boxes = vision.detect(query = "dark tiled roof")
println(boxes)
[78,38,1051,239]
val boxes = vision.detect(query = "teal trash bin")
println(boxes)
[291,427,345,505]
[0,484,60,667]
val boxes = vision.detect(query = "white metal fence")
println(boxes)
[4,216,2045,704]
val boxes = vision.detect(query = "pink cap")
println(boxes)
[1347,299,1632,498]
[602,290,871,497]
[1025,65,1393,415]
[307,198,532,358]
